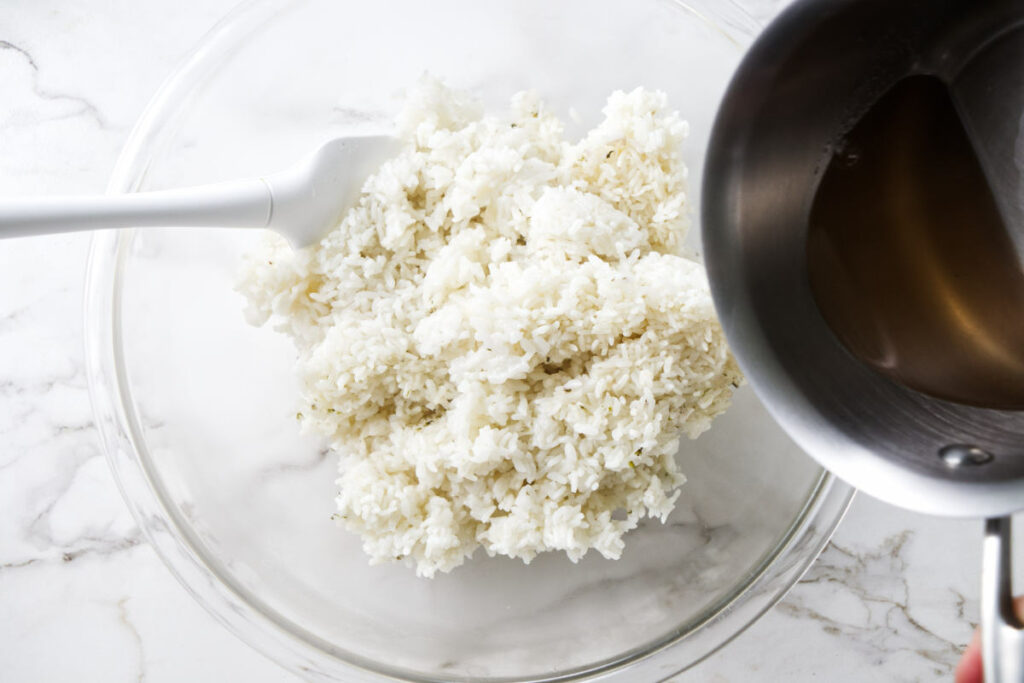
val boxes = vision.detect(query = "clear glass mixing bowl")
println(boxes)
[84,1,854,680]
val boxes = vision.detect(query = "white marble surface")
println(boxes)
[0,1,1018,681]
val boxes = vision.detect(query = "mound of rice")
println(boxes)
[239,79,742,577]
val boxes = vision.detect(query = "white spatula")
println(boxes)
[0,135,400,248]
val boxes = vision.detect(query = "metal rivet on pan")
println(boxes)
[939,444,994,468]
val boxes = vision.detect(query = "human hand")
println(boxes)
[954,596,1024,683]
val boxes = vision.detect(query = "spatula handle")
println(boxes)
[0,178,272,239]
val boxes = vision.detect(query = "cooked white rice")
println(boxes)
[238,79,742,577]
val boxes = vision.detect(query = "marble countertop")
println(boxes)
[0,1,1015,681]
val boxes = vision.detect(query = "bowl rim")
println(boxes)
[84,0,855,680]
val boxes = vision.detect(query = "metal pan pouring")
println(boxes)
[703,0,1024,680]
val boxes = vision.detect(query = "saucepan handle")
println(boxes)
[982,516,1024,682]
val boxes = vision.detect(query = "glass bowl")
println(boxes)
[84,1,853,681]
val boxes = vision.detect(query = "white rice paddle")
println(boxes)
[0,135,399,248]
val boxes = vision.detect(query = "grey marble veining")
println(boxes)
[0,38,111,130]
[0,1,1015,681]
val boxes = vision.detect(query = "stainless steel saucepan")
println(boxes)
[703,0,1024,679]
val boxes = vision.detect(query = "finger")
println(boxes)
[954,596,1024,683]
[955,628,982,683]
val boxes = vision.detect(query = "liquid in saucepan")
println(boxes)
[807,74,1024,409]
